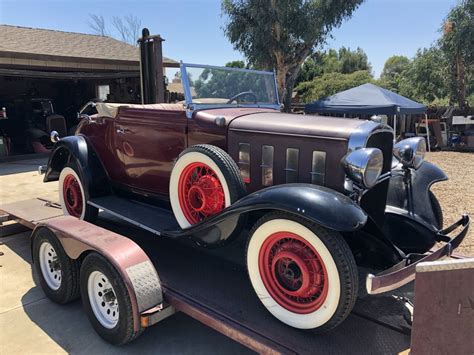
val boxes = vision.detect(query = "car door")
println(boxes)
[114,107,187,197]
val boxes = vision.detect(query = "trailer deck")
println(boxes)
[1,198,412,354]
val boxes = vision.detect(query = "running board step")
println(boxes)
[88,196,180,236]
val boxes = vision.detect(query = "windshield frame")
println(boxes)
[180,62,280,117]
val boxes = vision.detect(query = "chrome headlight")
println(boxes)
[393,137,426,170]
[341,148,384,189]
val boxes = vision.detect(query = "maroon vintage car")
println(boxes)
[41,63,469,337]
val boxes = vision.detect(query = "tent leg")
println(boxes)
[425,114,431,152]
[393,115,397,143]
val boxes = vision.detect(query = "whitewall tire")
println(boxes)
[170,145,246,229]
[246,212,358,331]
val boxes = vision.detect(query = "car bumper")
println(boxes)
[366,214,470,295]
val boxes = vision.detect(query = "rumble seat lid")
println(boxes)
[96,102,185,118]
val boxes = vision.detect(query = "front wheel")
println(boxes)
[246,212,358,331]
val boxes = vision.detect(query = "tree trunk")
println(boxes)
[457,54,466,110]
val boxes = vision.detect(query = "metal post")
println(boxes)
[425,114,431,152]
[393,114,397,143]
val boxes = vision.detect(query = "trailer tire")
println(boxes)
[32,227,80,304]
[58,162,98,222]
[246,212,358,332]
[80,252,143,345]
[170,144,246,229]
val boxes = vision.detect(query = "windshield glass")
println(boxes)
[181,64,279,106]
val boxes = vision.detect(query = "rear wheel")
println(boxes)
[246,212,358,331]
[170,144,246,229]
[80,253,143,345]
[58,162,98,221]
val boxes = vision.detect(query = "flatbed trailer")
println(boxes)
[4,197,471,354]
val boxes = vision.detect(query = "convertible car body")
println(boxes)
[42,63,469,332]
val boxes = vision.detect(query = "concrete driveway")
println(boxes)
[0,158,253,354]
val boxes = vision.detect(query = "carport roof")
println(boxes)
[0,25,178,69]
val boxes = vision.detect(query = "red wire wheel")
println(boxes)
[258,231,329,314]
[178,162,225,224]
[62,174,83,218]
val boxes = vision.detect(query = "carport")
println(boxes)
[0,25,178,156]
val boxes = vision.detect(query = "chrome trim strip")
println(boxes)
[182,62,274,75]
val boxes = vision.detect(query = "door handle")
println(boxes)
[116,128,125,134]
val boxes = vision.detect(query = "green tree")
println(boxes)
[222,0,364,111]
[439,0,474,108]
[296,70,373,102]
[297,47,371,84]
[379,55,411,92]
[225,60,246,68]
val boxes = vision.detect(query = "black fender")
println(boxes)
[43,135,110,199]
[164,184,368,246]
[384,161,448,253]
[387,160,447,229]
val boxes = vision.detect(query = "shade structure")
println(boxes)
[305,83,426,115]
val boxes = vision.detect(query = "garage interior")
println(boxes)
[0,25,178,156]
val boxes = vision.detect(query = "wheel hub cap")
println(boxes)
[178,162,225,224]
[63,174,83,217]
[259,232,329,314]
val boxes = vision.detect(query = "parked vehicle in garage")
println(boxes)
[42,63,469,333]
[0,97,67,154]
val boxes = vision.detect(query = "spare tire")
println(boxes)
[170,144,246,229]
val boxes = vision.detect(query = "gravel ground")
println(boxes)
[425,151,474,255]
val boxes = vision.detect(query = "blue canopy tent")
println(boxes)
[304,83,426,115]
[304,83,427,145]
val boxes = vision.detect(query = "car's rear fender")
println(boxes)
[43,135,110,199]
[164,184,369,246]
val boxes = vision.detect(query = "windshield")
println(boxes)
[181,64,279,107]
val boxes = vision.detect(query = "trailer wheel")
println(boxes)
[32,227,80,304]
[170,144,246,229]
[80,253,143,345]
[58,162,98,221]
[246,212,358,331]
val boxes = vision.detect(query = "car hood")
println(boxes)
[228,111,368,140]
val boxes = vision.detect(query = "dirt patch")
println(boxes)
[425,151,474,255]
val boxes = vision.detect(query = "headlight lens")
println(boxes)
[393,137,426,169]
[341,148,384,188]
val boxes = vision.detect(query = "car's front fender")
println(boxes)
[387,161,448,229]
[165,184,368,246]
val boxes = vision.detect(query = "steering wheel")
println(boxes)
[227,91,258,104]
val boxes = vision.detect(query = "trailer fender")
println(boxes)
[31,216,163,332]
[43,135,109,198]
[166,184,368,245]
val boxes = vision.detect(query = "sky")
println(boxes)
[0,0,458,78]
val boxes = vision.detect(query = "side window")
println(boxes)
[97,85,110,101]
[261,145,274,186]
[285,148,299,183]
[311,151,326,185]
[238,143,251,183]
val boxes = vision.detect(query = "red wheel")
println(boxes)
[170,145,246,230]
[58,164,98,221]
[259,232,329,314]
[247,212,358,331]
[178,162,225,224]
[62,174,83,217]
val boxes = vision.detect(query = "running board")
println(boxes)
[88,196,180,236]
